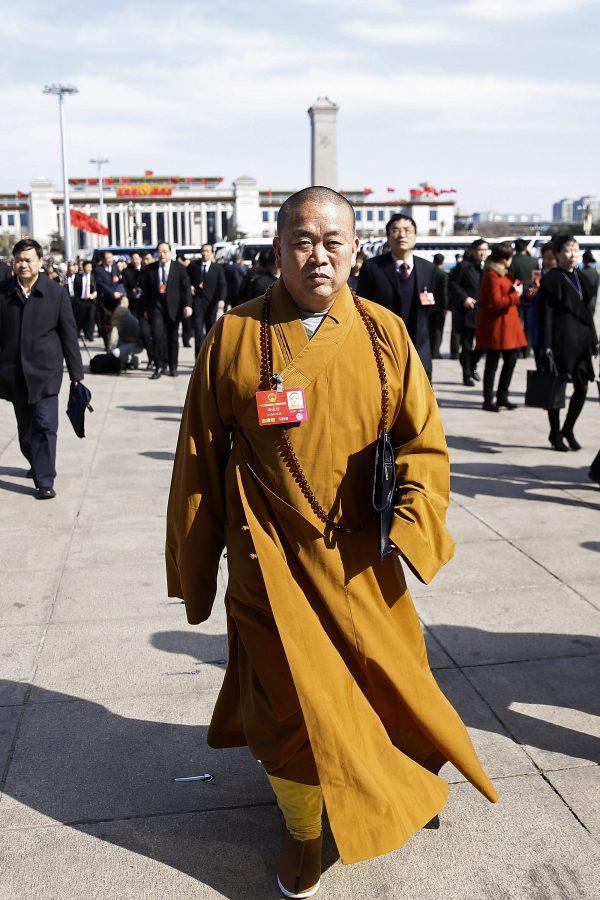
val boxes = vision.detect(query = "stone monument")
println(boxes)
[307,96,339,189]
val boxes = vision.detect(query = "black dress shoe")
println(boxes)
[35,487,56,500]
[424,815,441,830]
[150,369,162,380]
[560,428,581,450]
[549,430,569,452]
[463,377,475,387]
[497,399,518,410]
[482,400,500,412]
[169,369,178,378]
[472,371,481,382]
[26,468,33,478]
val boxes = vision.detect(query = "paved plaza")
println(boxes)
[0,339,599,899]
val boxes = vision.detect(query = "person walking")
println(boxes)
[166,187,497,899]
[449,239,488,386]
[73,260,98,341]
[357,214,438,379]
[537,234,598,451]
[143,242,192,379]
[476,242,526,412]
[0,239,84,499]
[580,250,598,315]
[188,243,227,355]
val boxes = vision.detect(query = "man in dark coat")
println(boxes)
[142,241,192,379]
[448,238,489,385]
[188,243,227,356]
[580,250,598,315]
[0,259,12,282]
[73,260,98,340]
[0,238,84,499]
[121,251,145,316]
[239,248,278,304]
[94,250,123,348]
[223,253,247,309]
[357,214,437,380]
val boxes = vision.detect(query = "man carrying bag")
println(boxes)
[0,239,84,499]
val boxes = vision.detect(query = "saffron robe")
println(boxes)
[166,279,498,865]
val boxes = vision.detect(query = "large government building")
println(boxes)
[0,175,456,254]
[0,97,456,254]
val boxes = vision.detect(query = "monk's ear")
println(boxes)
[350,235,360,267]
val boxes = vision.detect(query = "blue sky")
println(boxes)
[2,0,599,216]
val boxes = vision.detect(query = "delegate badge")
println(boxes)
[256,388,308,426]
[419,289,435,306]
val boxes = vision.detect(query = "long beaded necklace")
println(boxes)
[259,285,390,535]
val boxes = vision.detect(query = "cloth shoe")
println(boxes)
[277,831,322,898]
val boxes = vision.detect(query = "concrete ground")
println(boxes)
[0,336,599,900]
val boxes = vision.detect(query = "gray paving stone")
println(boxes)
[518,537,600,585]
[466,655,600,771]
[415,584,600,666]
[1,691,271,828]
[0,568,60,626]
[52,563,177,622]
[31,616,228,702]
[0,705,21,777]
[0,625,46,705]
[0,526,73,573]
[546,766,600,838]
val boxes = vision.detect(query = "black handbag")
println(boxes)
[525,370,568,410]
[372,430,397,559]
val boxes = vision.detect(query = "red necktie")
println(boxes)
[400,262,410,280]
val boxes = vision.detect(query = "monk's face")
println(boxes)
[275,199,359,311]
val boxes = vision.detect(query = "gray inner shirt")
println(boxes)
[297,307,329,340]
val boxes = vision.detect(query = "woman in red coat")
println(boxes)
[476,242,526,411]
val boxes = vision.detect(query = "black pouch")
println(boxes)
[372,430,396,560]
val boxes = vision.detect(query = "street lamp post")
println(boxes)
[90,157,109,227]
[43,83,78,261]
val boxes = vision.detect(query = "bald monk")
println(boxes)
[166,186,498,898]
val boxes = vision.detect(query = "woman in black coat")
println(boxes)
[537,234,598,452]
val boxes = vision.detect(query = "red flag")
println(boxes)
[364,187,373,195]
[144,169,154,177]
[16,190,27,198]
[387,187,395,193]
[70,209,109,236]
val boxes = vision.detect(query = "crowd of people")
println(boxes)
[1,217,598,500]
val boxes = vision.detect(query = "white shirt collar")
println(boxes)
[393,254,414,274]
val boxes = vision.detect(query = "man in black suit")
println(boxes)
[188,243,227,356]
[176,254,194,347]
[143,241,192,379]
[448,239,488,386]
[357,214,437,379]
[123,251,154,366]
[0,238,84,499]
[73,260,98,340]
[0,259,12,282]
[94,250,122,348]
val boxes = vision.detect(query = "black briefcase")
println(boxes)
[525,370,568,410]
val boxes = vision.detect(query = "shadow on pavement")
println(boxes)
[139,451,176,461]
[451,462,600,508]
[2,623,598,893]
[117,405,183,415]
[0,478,34,496]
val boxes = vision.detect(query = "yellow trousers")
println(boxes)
[267,774,323,841]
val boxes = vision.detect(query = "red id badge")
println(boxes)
[256,389,308,426]
[419,289,435,306]
[112,275,119,284]
[159,283,167,294]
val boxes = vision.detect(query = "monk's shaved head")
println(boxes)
[277,186,356,237]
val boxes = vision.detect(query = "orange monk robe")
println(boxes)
[166,279,498,865]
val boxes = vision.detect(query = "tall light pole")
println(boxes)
[43,83,78,260]
[90,157,109,227]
